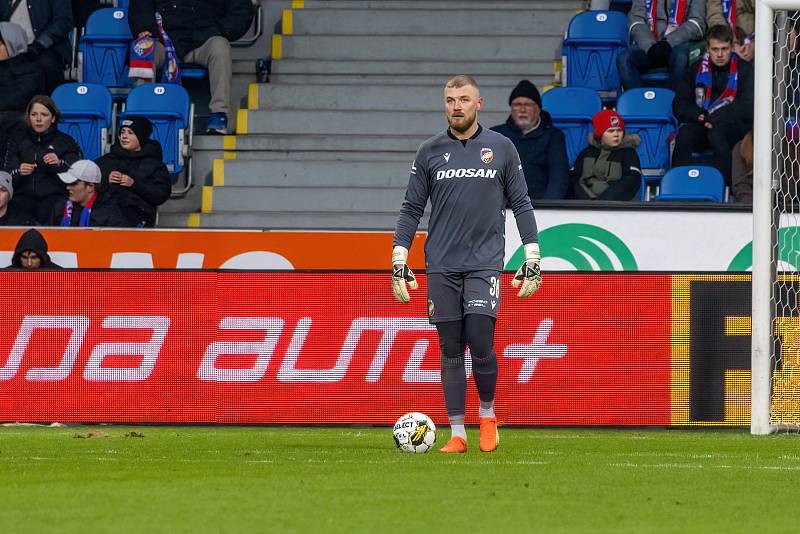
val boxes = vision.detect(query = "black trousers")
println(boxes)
[672,121,749,185]
[36,49,67,95]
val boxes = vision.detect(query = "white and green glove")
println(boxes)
[391,245,418,303]
[512,243,542,298]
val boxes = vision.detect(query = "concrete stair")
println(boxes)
[253,83,520,112]
[287,6,572,36]
[239,109,509,136]
[168,0,582,230]
[215,160,410,187]
[277,35,563,61]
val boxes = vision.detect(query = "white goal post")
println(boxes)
[752,0,800,434]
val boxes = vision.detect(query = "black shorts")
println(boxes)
[426,270,501,324]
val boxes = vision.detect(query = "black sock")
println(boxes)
[436,321,466,419]
[465,314,498,404]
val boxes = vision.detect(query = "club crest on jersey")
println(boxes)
[480,148,494,164]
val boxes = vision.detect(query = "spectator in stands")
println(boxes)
[707,0,755,62]
[672,24,753,185]
[128,0,253,135]
[96,116,171,227]
[4,95,81,225]
[50,160,127,227]
[0,22,45,164]
[0,22,45,123]
[618,0,707,91]
[491,80,569,200]
[0,171,12,224]
[7,227,60,268]
[572,110,642,201]
[0,170,33,225]
[731,130,753,203]
[0,0,74,94]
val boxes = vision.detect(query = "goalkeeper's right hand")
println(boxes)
[512,243,542,298]
[391,245,417,303]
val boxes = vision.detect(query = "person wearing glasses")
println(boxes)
[491,80,569,200]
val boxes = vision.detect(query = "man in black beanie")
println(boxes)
[491,80,569,200]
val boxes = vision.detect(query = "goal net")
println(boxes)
[753,1,800,433]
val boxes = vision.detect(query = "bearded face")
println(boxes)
[445,83,483,134]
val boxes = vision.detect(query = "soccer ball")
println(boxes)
[393,412,436,453]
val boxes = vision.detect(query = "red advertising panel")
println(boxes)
[0,272,672,425]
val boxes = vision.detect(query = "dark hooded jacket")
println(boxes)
[571,134,642,201]
[0,22,45,114]
[4,125,82,200]
[491,111,570,200]
[0,204,35,226]
[129,0,253,58]
[8,228,61,268]
[95,140,171,227]
[50,191,128,228]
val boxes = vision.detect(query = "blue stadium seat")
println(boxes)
[655,166,725,202]
[562,10,628,98]
[79,8,132,92]
[641,70,669,87]
[180,63,208,79]
[542,87,603,166]
[115,0,130,8]
[121,83,194,189]
[616,88,677,175]
[52,83,114,162]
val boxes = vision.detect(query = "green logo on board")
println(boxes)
[506,223,638,271]
[728,227,800,271]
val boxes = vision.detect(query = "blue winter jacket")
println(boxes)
[491,111,569,200]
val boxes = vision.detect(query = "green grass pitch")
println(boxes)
[0,426,798,533]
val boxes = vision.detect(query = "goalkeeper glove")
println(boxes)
[512,243,542,298]
[391,245,417,303]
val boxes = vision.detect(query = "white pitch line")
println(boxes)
[610,462,800,471]
[611,462,706,469]
[612,452,732,459]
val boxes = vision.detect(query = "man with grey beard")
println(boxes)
[491,80,569,200]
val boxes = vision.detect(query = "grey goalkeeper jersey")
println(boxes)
[394,125,538,273]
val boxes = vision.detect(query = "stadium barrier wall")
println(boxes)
[0,271,764,426]
[0,207,778,271]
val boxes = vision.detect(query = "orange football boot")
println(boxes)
[479,417,499,452]
[438,436,467,454]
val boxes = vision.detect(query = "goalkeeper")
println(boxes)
[392,75,541,454]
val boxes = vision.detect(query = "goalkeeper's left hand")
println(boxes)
[512,243,541,298]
